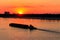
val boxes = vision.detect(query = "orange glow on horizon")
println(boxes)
[0,0,60,14]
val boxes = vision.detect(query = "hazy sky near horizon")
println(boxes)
[0,0,60,14]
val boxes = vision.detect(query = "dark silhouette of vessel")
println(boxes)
[9,23,37,30]
[9,23,60,33]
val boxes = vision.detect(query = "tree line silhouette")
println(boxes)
[0,11,60,20]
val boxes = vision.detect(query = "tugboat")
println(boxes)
[9,23,60,33]
[9,23,37,30]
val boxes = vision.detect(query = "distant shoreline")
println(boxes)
[0,14,60,20]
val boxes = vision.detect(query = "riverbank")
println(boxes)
[0,14,60,20]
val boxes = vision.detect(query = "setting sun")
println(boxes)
[15,8,27,14]
[18,10,24,14]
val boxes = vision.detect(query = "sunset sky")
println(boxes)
[0,0,60,14]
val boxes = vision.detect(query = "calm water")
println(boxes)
[0,18,60,40]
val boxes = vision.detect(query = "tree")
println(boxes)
[4,11,10,15]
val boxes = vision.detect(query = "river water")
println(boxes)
[0,18,60,40]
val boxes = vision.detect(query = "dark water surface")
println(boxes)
[0,18,60,40]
